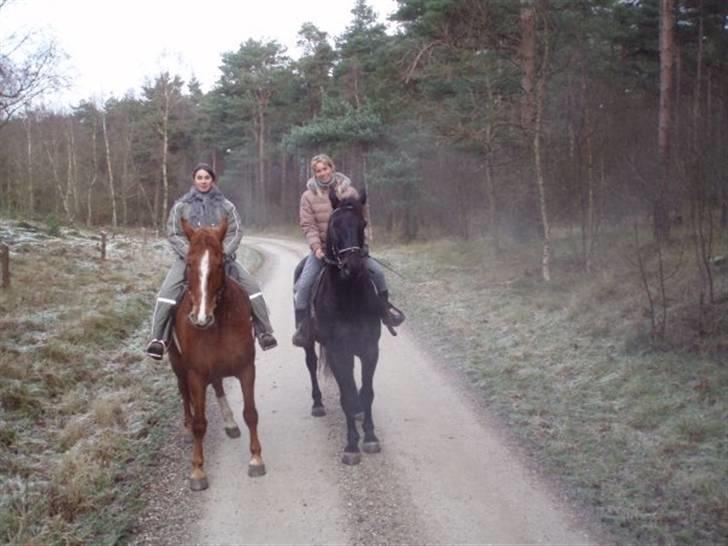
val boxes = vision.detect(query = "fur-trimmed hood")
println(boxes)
[306,172,353,196]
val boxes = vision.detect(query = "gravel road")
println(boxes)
[132,236,608,545]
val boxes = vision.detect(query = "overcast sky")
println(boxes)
[2,0,399,107]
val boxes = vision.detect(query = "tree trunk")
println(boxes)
[254,89,271,225]
[86,120,98,227]
[484,76,500,253]
[581,70,595,274]
[46,137,73,222]
[160,82,170,227]
[25,115,34,215]
[485,157,499,252]
[521,0,552,281]
[68,121,80,220]
[655,0,675,241]
[534,2,551,282]
[361,147,373,243]
[519,1,536,131]
[101,111,118,228]
[692,0,704,150]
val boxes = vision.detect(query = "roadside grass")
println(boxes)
[0,222,179,544]
[379,230,728,545]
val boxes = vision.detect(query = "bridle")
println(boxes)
[324,205,367,269]
[324,245,367,268]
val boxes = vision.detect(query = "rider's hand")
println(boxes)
[314,248,325,260]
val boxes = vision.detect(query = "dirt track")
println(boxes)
[132,237,608,545]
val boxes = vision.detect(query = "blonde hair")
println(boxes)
[310,153,335,175]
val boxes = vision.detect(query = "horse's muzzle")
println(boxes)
[188,312,215,329]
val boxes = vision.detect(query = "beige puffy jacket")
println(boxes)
[299,173,358,252]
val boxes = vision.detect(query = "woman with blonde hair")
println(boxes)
[292,153,404,346]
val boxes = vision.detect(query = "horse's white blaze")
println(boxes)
[196,250,210,323]
[216,395,236,429]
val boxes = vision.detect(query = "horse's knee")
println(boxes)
[243,408,258,426]
[192,417,207,436]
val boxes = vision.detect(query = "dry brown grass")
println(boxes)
[0,221,172,543]
[381,227,728,546]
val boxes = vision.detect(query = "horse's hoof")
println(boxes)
[189,477,209,491]
[183,434,193,445]
[248,463,266,477]
[341,451,361,465]
[354,411,364,421]
[311,406,326,417]
[225,426,241,438]
[362,441,381,454]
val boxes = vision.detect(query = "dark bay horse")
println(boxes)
[296,190,382,465]
[168,217,265,490]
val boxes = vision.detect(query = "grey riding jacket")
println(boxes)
[167,186,243,259]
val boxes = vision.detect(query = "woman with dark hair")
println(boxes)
[145,163,277,360]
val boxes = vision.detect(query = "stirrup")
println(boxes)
[145,339,166,361]
[258,333,278,351]
[383,304,405,327]
[291,321,311,347]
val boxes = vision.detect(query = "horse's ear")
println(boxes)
[181,217,195,240]
[216,216,228,243]
[360,189,367,206]
[329,187,341,210]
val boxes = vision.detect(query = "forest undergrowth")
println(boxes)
[379,226,728,546]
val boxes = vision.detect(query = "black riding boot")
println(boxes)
[379,290,405,328]
[292,308,311,347]
[253,319,278,351]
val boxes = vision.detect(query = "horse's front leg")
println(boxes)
[359,346,380,454]
[238,363,266,477]
[212,378,241,438]
[188,373,209,491]
[174,370,193,443]
[305,344,325,416]
[330,349,361,465]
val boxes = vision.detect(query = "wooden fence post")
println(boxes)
[100,231,106,260]
[0,243,9,289]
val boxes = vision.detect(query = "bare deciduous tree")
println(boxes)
[0,0,65,128]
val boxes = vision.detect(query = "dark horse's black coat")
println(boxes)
[294,189,382,464]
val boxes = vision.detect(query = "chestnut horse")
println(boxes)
[295,190,382,465]
[168,217,265,490]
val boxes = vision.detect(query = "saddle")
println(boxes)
[293,255,404,336]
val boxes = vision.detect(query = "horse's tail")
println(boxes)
[318,345,332,378]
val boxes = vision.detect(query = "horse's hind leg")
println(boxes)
[330,350,361,465]
[359,347,380,454]
[212,378,241,438]
[188,374,209,491]
[305,344,325,416]
[238,364,266,477]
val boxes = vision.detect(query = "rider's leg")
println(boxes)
[292,251,324,347]
[231,261,277,351]
[366,258,405,327]
[146,259,186,360]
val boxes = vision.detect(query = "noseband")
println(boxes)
[324,245,367,269]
